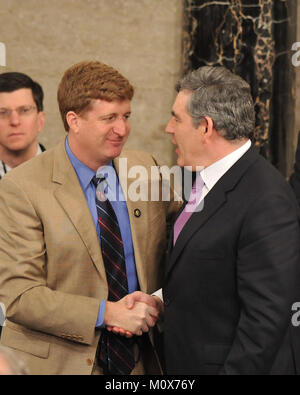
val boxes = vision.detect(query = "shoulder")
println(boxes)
[1,141,64,187]
[118,149,159,167]
[237,146,289,191]
[239,153,299,215]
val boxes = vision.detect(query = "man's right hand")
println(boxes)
[104,292,160,336]
[106,291,164,337]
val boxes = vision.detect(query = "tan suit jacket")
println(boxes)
[0,139,180,375]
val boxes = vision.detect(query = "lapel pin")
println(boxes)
[134,209,141,218]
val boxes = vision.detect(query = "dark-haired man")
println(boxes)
[0,72,45,179]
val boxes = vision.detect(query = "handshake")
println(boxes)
[104,291,163,338]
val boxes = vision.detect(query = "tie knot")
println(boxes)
[92,174,105,188]
[192,173,204,191]
[92,175,108,201]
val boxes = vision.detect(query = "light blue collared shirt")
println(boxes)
[65,138,138,328]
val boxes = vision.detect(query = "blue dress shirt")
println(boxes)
[65,138,138,328]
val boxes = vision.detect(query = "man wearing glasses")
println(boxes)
[0,72,45,180]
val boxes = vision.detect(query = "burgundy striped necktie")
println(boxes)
[92,175,135,375]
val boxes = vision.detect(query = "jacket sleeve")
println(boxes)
[221,190,300,374]
[0,177,100,345]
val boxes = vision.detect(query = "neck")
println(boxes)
[205,138,248,168]
[0,143,39,168]
[68,134,110,171]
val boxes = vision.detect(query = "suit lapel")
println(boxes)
[166,144,259,278]
[166,185,227,277]
[52,141,107,281]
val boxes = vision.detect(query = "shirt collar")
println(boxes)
[36,144,42,155]
[65,137,114,190]
[1,143,42,175]
[201,139,251,192]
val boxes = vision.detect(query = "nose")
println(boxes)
[113,118,129,136]
[165,119,173,134]
[9,110,21,125]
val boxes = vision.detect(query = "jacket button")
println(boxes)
[87,358,93,366]
[164,298,170,306]
[134,209,141,218]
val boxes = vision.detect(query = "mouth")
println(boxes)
[107,139,123,145]
[8,133,24,138]
[172,142,178,153]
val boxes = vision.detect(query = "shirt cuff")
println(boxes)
[151,288,164,333]
[96,300,106,328]
[152,288,163,302]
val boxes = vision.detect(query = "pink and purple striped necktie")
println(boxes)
[173,174,204,246]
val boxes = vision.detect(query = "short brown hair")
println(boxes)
[57,61,134,131]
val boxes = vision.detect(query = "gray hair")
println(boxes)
[0,345,29,375]
[176,66,255,141]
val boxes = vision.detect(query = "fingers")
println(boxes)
[104,296,160,337]
[107,326,134,338]
[133,302,158,331]
[125,293,136,310]
[125,291,157,310]
[152,295,164,316]
[146,305,160,321]
[145,313,158,329]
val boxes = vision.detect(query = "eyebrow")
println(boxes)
[171,110,180,120]
[97,111,131,120]
[0,105,34,109]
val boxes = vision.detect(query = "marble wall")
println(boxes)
[294,2,300,172]
[182,0,297,177]
[0,0,183,166]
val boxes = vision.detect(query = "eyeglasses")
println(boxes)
[0,105,37,120]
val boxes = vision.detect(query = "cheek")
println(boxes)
[0,123,7,137]
[175,129,185,145]
[125,127,130,138]
[124,121,130,135]
[24,118,40,133]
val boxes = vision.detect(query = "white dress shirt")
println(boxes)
[153,139,251,303]
[200,139,251,199]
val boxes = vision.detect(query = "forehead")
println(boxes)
[87,98,131,115]
[173,90,192,113]
[0,88,35,107]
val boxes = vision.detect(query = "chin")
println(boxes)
[176,157,184,168]
[7,143,27,152]
[108,147,123,160]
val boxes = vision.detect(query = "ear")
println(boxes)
[203,116,214,134]
[66,111,80,133]
[37,111,45,134]
[198,116,214,141]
